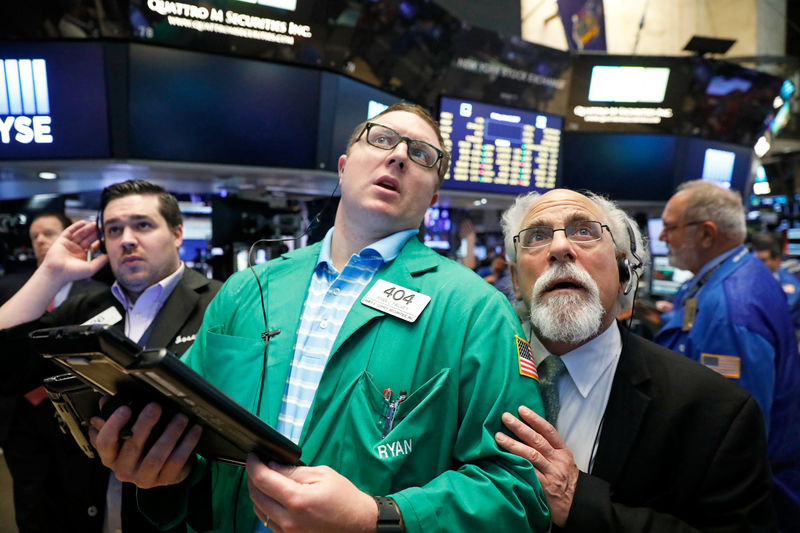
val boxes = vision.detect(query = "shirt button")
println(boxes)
[87,505,98,517]
[320,320,328,329]
[331,288,341,295]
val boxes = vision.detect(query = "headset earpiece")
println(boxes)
[618,256,634,295]
[619,219,642,296]
[617,256,631,283]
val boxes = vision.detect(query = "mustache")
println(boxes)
[531,262,599,303]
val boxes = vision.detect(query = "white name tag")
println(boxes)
[175,334,196,344]
[361,279,430,323]
[81,306,123,326]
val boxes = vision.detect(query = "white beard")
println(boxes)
[529,262,605,346]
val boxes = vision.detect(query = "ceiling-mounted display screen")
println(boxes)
[0,42,110,159]
[678,57,786,145]
[675,137,753,194]
[438,96,563,195]
[128,44,320,168]
[588,66,671,103]
[560,132,678,201]
[568,55,689,133]
[317,72,403,172]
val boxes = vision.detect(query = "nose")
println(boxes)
[119,226,137,249]
[386,141,408,170]
[659,228,668,242]
[547,230,576,264]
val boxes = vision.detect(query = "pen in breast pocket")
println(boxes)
[382,389,407,439]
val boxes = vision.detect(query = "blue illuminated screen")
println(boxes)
[423,206,452,251]
[701,148,735,189]
[438,96,563,195]
[647,218,668,256]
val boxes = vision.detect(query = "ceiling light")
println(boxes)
[38,171,57,180]
[753,136,770,158]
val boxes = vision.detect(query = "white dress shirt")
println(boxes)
[525,321,622,472]
[103,263,185,533]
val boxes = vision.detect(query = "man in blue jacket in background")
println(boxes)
[655,180,800,530]
[752,234,800,337]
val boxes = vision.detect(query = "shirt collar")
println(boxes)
[111,262,185,309]
[526,321,622,399]
[317,227,419,271]
[687,245,744,292]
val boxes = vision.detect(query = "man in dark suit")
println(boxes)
[0,180,221,533]
[0,212,107,443]
[496,188,776,531]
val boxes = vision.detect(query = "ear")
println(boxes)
[428,191,439,208]
[698,221,718,248]
[338,154,347,184]
[172,224,183,248]
[509,263,524,301]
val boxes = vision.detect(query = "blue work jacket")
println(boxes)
[655,246,800,524]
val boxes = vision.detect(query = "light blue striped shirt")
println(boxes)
[275,227,417,444]
[256,228,416,533]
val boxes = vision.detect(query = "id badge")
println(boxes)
[361,279,430,323]
[681,297,698,332]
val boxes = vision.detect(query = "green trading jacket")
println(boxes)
[141,237,549,533]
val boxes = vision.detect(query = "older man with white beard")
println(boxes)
[494,188,777,532]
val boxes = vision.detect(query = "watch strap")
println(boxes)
[374,496,403,533]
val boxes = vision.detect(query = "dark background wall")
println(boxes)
[436,0,521,36]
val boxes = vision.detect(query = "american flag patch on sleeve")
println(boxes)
[701,353,741,379]
[516,335,538,381]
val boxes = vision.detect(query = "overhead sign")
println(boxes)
[0,43,110,159]
[0,59,53,144]
[141,0,312,46]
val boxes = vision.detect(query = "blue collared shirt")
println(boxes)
[274,228,417,444]
[110,263,184,344]
[257,229,416,533]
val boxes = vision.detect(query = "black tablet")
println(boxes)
[31,324,301,467]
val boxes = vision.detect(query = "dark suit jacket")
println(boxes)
[561,331,777,532]
[0,276,106,444]
[0,267,221,533]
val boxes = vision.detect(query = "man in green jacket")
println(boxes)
[90,103,549,533]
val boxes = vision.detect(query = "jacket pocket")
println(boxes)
[336,368,458,494]
[204,327,265,409]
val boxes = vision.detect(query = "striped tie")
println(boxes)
[538,355,567,426]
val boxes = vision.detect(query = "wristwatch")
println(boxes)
[374,496,403,533]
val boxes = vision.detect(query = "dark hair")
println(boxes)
[99,180,182,229]
[344,102,451,183]
[30,212,72,231]
[750,233,781,259]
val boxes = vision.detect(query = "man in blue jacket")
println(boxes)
[752,235,800,336]
[655,180,800,530]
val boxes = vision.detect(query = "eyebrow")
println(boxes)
[103,214,155,225]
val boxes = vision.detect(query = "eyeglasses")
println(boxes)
[514,220,611,249]
[661,220,706,234]
[358,122,443,169]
